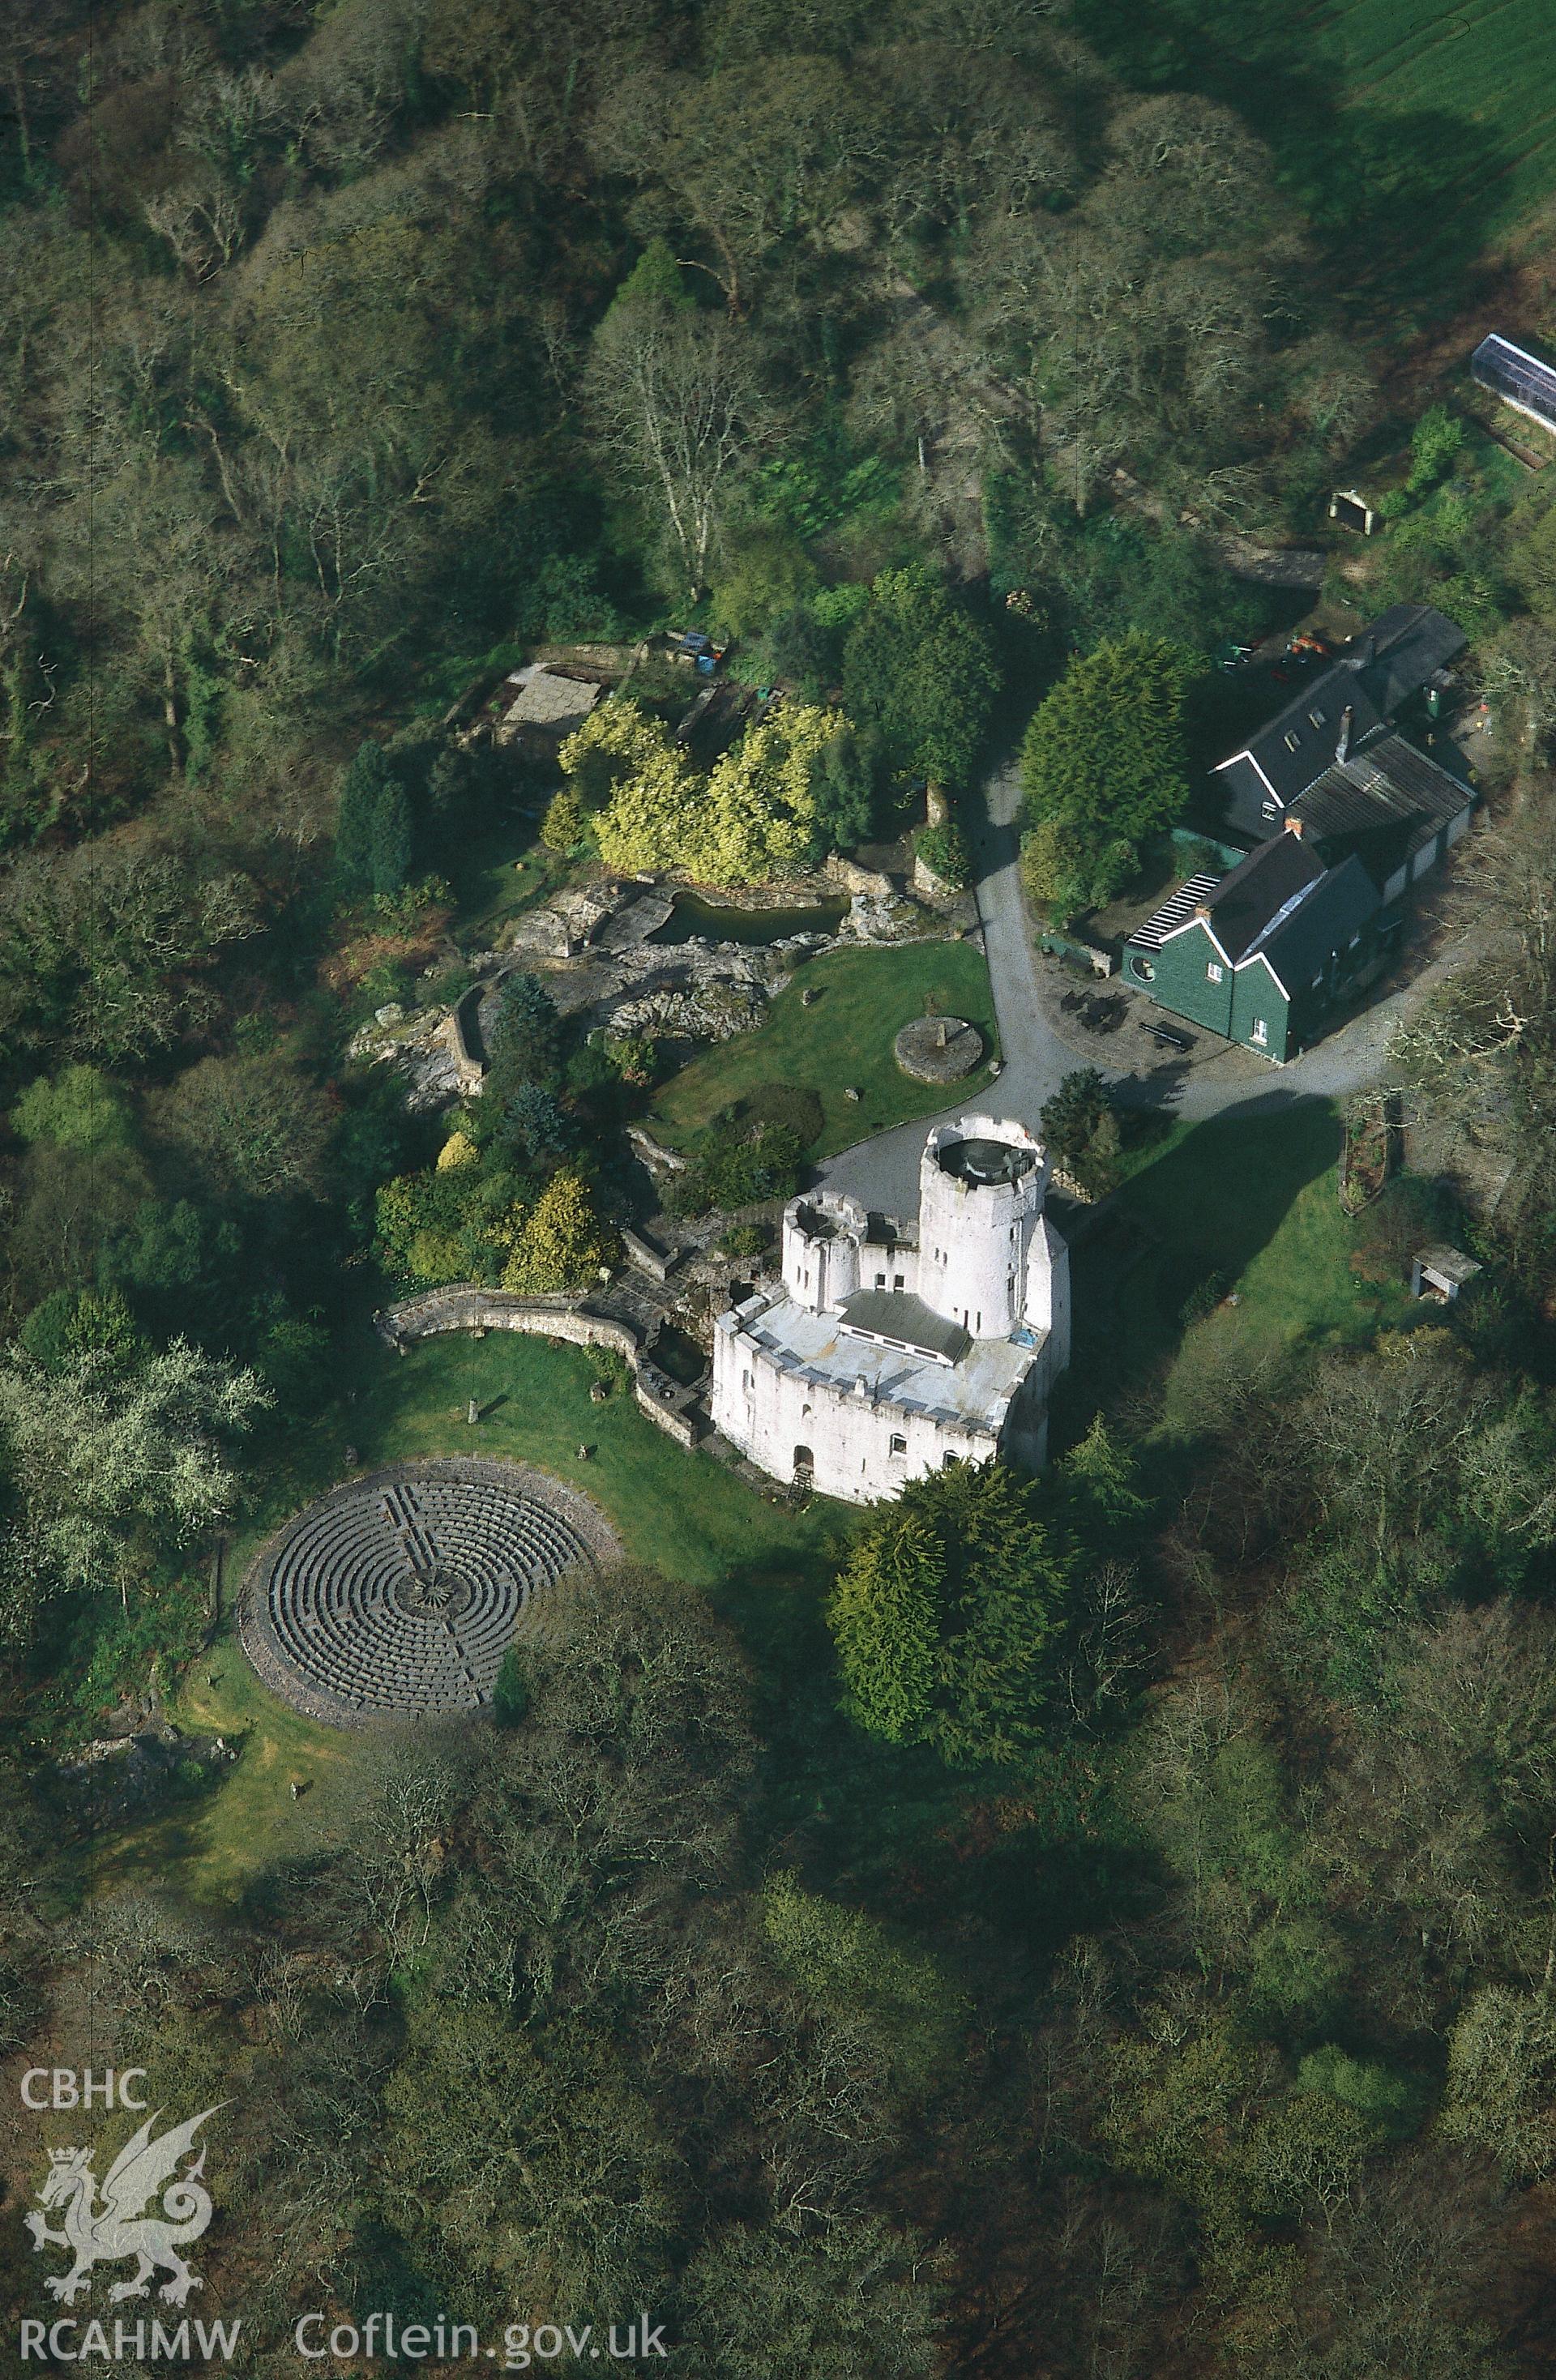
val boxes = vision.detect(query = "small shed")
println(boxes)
[1411,1245,1483,1303]
[1329,489,1378,535]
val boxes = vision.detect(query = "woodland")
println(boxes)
[6,2,1556,2374]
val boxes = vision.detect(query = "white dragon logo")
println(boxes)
[25,2105,224,2307]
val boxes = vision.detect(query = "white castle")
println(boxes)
[711,1115,1071,1504]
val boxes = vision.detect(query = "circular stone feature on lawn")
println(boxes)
[239,1459,619,1726]
[893,1015,985,1084]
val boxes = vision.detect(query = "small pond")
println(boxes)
[648,891,849,946]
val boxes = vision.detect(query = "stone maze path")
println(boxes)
[239,1459,619,1726]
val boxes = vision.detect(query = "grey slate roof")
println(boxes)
[1253,852,1380,994]
[1216,605,1466,811]
[837,1289,971,1366]
[1351,605,1467,718]
[1200,834,1325,962]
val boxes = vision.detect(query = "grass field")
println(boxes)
[651,940,1000,1161]
[1093,0,1556,294]
[99,1327,849,1905]
[1062,1099,1405,1440]
[1335,0,1556,241]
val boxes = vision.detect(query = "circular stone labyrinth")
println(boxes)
[239,1459,619,1726]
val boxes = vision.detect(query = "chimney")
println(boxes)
[1336,704,1354,763]
[1285,815,1305,839]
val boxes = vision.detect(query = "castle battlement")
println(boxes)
[712,1117,1071,1504]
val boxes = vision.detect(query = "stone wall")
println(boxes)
[375,1287,707,1446]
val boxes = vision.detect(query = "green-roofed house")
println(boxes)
[1122,831,1387,1063]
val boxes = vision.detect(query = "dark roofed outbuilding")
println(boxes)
[1214,604,1467,839]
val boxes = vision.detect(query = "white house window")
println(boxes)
[1207,961,1223,983]
[1250,1017,1268,1045]
[889,1434,907,1456]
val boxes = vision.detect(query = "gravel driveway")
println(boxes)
[819,754,1478,1215]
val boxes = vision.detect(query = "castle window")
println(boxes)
[893,1272,904,1289]
[889,1434,907,1456]
[874,1272,886,1288]
[742,1370,751,1391]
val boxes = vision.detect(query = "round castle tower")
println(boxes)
[781,1191,866,1314]
[918,1117,1047,1340]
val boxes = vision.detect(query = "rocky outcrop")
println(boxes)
[350,875,956,1113]
[348,1005,474,1110]
[52,1727,239,1827]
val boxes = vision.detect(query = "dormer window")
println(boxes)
[1283,731,1301,753]
[1309,708,1327,729]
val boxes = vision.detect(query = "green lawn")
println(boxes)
[100,1326,849,1905]
[651,940,1000,1161]
[1062,1100,1404,1439]
[444,809,576,946]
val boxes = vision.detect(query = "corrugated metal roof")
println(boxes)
[1289,731,1473,861]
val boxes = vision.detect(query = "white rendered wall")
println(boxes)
[1024,1218,1071,1373]
[917,1119,1045,1339]
[712,1320,994,1503]
[782,1199,863,1313]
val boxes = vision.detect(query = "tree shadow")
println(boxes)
[1081,2,1520,316]
[1056,1091,1344,1442]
